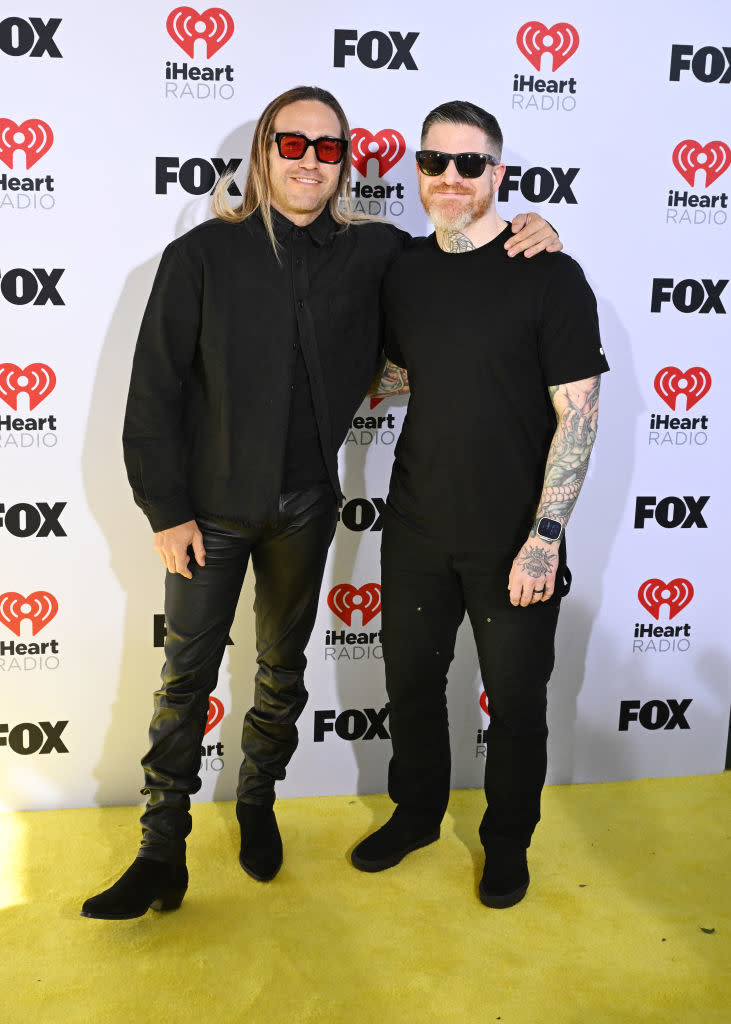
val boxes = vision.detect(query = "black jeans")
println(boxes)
[381,509,569,849]
[138,486,337,864]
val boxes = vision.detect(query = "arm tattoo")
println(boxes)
[369,359,410,397]
[532,376,601,531]
[518,544,557,578]
[436,229,475,253]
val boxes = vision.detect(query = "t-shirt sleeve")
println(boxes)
[538,255,609,386]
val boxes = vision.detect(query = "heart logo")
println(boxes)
[0,363,56,411]
[0,118,54,170]
[204,696,224,735]
[350,128,406,178]
[166,7,234,59]
[327,583,382,626]
[653,366,711,411]
[516,21,580,72]
[0,591,58,636]
[672,140,731,188]
[637,579,694,621]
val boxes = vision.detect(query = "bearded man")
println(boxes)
[351,101,609,909]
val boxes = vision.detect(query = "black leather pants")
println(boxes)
[137,486,337,865]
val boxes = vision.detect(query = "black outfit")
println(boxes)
[381,225,609,847]
[123,209,407,864]
[124,209,406,531]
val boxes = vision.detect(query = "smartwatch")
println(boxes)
[536,517,563,542]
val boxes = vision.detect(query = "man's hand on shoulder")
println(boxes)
[153,519,206,579]
[508,537,559,607]
[506,213,562,259]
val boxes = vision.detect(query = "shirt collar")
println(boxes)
[268,205,337,247]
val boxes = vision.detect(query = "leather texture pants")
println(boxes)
[380,507,571,849]
[137,485,337,865]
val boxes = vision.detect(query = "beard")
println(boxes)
[420,184,493,232]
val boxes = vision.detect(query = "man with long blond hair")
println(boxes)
[81,86,560,919]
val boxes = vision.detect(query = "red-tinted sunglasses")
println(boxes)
[271,132,347,164]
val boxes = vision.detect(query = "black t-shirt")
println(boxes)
[382,223,609,561]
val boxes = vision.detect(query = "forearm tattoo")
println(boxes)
[533,376,600,531]
[436,230,475,253]
[370,359,409,396]
[518,543,557,578]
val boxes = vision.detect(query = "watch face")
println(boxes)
[537,517,562,541]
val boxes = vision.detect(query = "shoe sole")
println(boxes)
[239,852,282,883]
[478,880,529,909]
[79,890,187,920]
[351,830,440,873]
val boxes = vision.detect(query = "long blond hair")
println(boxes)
[212,86,361,252]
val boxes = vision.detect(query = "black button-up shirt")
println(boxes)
[123,208,408,532]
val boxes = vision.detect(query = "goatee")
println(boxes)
[422,189,493,233]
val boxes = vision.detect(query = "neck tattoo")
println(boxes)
[437,229,475,253]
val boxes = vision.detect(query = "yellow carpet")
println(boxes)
[1,776,728,1024]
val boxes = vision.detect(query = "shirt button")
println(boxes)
[295,229,303,238]
[298,300,304,309]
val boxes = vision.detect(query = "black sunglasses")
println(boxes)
[416,150,500,178]
[271,132,347,164]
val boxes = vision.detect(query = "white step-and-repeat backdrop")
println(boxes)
[2,1,729,812]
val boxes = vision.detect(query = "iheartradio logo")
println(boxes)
[166,7,234,59]
[637,579,693,621]
[327,583,381,626]
[204,696,224,735]
[0,591,58,636]
[516,21,579,71]
[0,118,53,170]
[653,367,711,411]
[672,140,731,188]
[350,129,406,177]
[0,363,56,411]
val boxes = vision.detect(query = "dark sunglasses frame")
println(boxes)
[416,150,500,178]
[270,132,347,164]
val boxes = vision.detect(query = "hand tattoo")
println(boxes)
[518,544,556,578]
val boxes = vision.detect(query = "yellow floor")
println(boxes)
[1,776,729,1024]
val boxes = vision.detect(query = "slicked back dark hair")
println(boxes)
[421,101,503,159]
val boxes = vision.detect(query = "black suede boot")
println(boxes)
[236,801,283,881]
[479,837,529,908]
[80,858,188,920]
[351,807,440,872]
